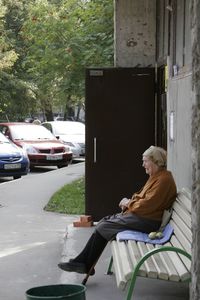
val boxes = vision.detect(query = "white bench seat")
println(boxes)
[107,188,192,300]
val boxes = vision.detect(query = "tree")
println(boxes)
[0,0,114,120]
[0,0,37,121]
[0,1,17,118]
[21,0,114,120]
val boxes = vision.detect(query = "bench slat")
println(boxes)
[155,245,180,281]
[172,202,191,232]
[177,189,191,213]
[111,241,127,289]
[171,210,192,243]
[146,243,169,280]
[164,242,190,281]
[170,235,191,271]
[182,187,191,199]
[137,242,158,278]
[118,241,134,281]
[127,240,146,277]
[170,220,191,254]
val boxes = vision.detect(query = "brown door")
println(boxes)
[85,68,155,221]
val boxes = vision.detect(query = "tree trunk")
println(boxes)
[75,105,81,121]
[42,101,54,121]
[64,95,75,120]
[191,0,200,299]
[45,110,54,121]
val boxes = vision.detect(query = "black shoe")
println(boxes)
[58,261,87,274]
[70,259,96,276]
[58,259,95,276]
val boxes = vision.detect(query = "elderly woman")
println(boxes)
[58,146,177,276]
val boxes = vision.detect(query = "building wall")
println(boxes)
[114,0,156,67]
[167,73,193,190]
[114,0,193,190]
[114,1,199,297]
[166,0,193,190]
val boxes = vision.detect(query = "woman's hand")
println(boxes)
[119,198,130,211]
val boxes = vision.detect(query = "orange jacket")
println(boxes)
[126,169,177,221]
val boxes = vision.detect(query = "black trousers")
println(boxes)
[73,214,160,271]
[73,230,108,271]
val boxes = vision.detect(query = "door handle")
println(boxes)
[94,137,97,163]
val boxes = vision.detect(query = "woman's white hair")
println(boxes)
[143,146,167,168]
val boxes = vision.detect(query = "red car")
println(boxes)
[0,123,73,168]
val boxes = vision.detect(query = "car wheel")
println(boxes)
[57,164,68,169]
[13,175,21,180]
[68,158,73,165]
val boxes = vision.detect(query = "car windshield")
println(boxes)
[10,124,56,140]
[0,132,10,143]
[52,122,85,135]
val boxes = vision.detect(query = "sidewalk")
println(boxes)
[0,162,86,300]
[60,223,189,300]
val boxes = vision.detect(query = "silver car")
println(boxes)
[42,121,85,159]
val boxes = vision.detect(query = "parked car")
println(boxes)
[0,131,29,179]
[42,121,85,159]
[0,123,73,168]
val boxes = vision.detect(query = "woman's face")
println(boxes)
[142,155,159,176]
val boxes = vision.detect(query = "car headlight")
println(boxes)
[22,144,39,154]
[62,141,75,148]
[14,144,29,157]
[64,145,72,153]
[21,148,29,158]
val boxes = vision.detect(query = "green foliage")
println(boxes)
[0,0,114,120]
[0,70,36,120]
[22,0,114,119]
[0,0,38,120]
[0,1,19,71]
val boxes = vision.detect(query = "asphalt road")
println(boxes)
[0,162,84,300]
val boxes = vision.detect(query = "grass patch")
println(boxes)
[44,176,85,214]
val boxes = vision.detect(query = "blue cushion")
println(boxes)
[116,223,174,245]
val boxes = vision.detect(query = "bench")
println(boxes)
[106,188,192,300]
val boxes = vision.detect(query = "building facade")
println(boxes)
[114,0,193,190]
[114,1,200,298]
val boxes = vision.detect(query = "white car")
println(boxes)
[42,121,85,159]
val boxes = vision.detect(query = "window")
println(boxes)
[156,0,191,72]
[156,0,170,63]
[173,0,191,73]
